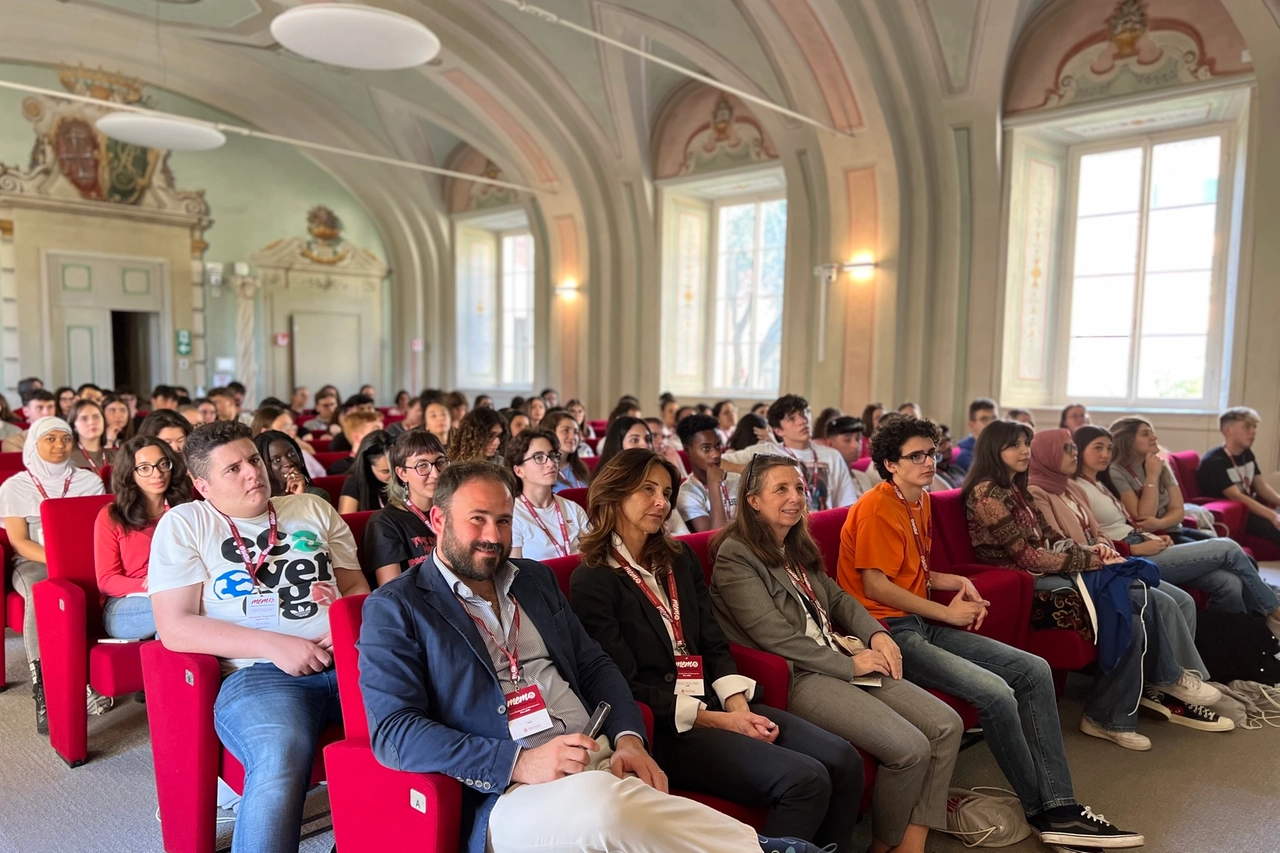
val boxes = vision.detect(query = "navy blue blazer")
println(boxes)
[357,553,644,853]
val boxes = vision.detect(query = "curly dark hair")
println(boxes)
[871,416,941,481]
[451,406,509,463]
[108,436,192,532]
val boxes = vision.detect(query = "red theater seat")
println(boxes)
[312,475,347,506]
[559,487,589,511]
[0,451,24,469]
[1,528,20,688]
[341,510,376,572]
[315,451,351,470]
[583,456,600,474]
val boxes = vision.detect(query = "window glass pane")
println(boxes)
[457,235,495,383]
[672,208,707,381]
[500,233,534,386]
[761,200,787,248]
[1077,148,1143,217]
[1072,213,1139,277]
[1066,337,1130,398]
[1145,205,1216,272]
[1070,275,1134,338]
[1139,271,1211,336]
[1137,335,1206,399]
[1150,137,1220,209]
[711,199,787,394]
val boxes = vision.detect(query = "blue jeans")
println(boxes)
[101,596,156,639]
[1150,538,1279,615]
[212,663,341,853]
[885,615,1074,816]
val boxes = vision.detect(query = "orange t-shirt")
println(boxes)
[838,482,932,620]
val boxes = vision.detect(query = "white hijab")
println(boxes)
[23,416,76,492]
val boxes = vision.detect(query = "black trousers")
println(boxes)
[1246,513,1280,545]
[652,703,864,846]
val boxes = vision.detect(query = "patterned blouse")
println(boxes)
[965,480,1102,575]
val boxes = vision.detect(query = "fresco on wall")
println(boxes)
[653,84,778,180]
[443,144,521,215]
[1005,0,1252,114]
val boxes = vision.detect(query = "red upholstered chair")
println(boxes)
[583,456,600,474]
[141,642,343,853]
[541,553,580,597]
[0,528,19,688]
[584,436,601,453]
[31,493,126,766]
[588,419,607,435]
[315,451,350,471]
[326,595,460,853]
[559,487,589,511]
[312,475,347,507]
[0,451,24,469]
[677,450,690,470]
[852,458,871,472]
[309,436,332,453]
[340,510,377,571]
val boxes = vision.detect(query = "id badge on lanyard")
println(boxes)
[506,684,553,739]
[674,654,705,696]
[244,592,280,629]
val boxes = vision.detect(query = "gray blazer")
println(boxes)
[709,535,887,683]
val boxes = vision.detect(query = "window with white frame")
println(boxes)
[455,222,535,389]
[1061,130,1231,406]
[661,172,788,397]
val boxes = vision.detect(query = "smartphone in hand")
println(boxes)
[582,702,611,739]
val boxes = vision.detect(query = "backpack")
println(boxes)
[1192,610,1280,684]
[944,787,1032,847]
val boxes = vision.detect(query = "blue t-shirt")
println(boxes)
[954,434,977,474]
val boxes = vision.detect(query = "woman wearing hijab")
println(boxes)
[0,417,106,733]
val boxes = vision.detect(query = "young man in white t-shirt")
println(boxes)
[721,395,857,511]
[149,421,369,853]
[675,414,739,531]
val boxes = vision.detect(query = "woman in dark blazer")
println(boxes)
[569,449,863,850]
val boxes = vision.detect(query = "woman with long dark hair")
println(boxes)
[102,394,135,448]
[504,428,589,560]
[338,429,394,514]
[54,386,77,420]
[595,416,653,473]
[253,430,330,500]
[571,449,863,852]
[727,413,769,452]
[95,436,192,639]
[542,409,592,491]
[67,398,111,481]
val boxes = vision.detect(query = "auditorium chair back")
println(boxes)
[312,475,347,506]
[808,506,850,578]
[341,510,376,573]
[927,489,977,566]
[331,594,372,738]
[559,487,589,511]
[315,451,350,470]
[41,494,115,630]
[0,451,23,469]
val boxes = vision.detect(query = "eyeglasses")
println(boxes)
[522,451,562,466]
[897,450,942,465]
[406,458,450,476]
[1063,444,1079,455]
[134,459,173,477]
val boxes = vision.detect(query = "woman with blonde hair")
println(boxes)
[1108,416,1210,543]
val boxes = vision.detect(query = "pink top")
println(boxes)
[93,503,160,603]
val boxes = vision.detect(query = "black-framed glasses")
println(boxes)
[897,450,943,465]
[133,459,173,477]
[406,457,450,476]
[1063,443,1079,455]
[523,451,562,466]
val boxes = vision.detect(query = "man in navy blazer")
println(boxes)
[358,462,807,853]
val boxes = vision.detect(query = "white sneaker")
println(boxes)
[1161,670,1221,706]
[1079,716,1151,751]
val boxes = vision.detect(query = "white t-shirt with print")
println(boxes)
[676,472,740,525]
[0,469,105,546]
[722,441,857,510]
[512,495,590,561]
[148,493,359,673]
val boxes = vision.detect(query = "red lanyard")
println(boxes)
[612,546,688,653]
[719,479,732,517]
[890,483,932,592]
[1226,451,1254,495]
[783,562,834,638]
[79,444,107,478]
[217,502,278,590]
[460,595,523,685]
[28,470,73,501]
[405,499,431,528]
[520,495,571,557]
[782,444,820,494]
[1063,494,1092,537]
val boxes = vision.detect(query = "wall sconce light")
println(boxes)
[555,277,580,298]
[843,255,876,282]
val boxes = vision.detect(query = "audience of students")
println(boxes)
[363,430,447,587]
[337,430,394,514]
[504,429,590,560]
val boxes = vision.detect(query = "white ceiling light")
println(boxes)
[96,113,227,151]
[271,4,441,70]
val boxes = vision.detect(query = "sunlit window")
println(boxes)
[455,226,534,389]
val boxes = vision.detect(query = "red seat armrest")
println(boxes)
[33,578,89,765]
[729,643,790,712]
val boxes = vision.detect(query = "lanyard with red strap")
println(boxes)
[216,502,279,591]
[520,495,571,557]
[718,479,732,517]
[403,500,434,567]
[78,445,108,478]
[612,546,689,654]
[782,444,820,496]
[783,561,834,639]
[28,470,73,501]
[891,483,932,592]
[1226,450,1255,496]
[460,595,524,685]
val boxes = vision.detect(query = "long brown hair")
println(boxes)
[959,420,1035,504]
[579,449,683,576]
[542,409,591,486]
[108,436,192,532]
[712,454,823,574]
[450,406,508,463]
[1107,416,1151,472]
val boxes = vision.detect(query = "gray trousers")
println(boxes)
[788,670,962,846]
[10,557,46,663]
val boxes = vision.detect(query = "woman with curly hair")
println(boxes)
[449,407,508,465]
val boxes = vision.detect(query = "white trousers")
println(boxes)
[487,739,761,853]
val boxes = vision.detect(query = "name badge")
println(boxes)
[506,684,553,740]
[244,592,279,629]
[674,654,705,697]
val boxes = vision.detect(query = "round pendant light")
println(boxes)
[270,4,441,70]
[96,113,227,151]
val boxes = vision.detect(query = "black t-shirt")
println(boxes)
[327,456,355,476]
[330,433,352,454]
[1198,446,1259,501]
[363,506,436,587]
[340,475,387,511]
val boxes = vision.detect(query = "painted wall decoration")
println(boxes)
[1005,0,1252,114]
[253,208,386,280]
[443,143,521,215]
[653,84,779,180]
[0,64,211,254]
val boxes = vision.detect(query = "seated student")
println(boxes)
[1061,403,1090,434]
[289,386,310,421]
[540,387,560,409]
[138,408,194,456]
[1006,408,1036,427]
[1108,417,1211,543]
[2,389,58,451]
[67,398,111,480]
[103,395,135,448]
[953,397,998,474]
[390,389,410,416]
[1199,408,1280,549]
[504,429,590,560]
[840,418,1143,849]
[95,437,192,639]
[571,449,863,849]
[896,402,922,420]
[249,404,323,476]
[177,402,202,428]
[543,409,592,490]
[823,416,875,498]
[658,394,682,449]
[76,383,105,405]
[1,417,109,731]
[503,409,531,438]
[139,385,180,432]
[606,398,643,428]
[727,412,769,451]
[364,430,447,587]
[329,395,378,453]
[0,394,24,444]
[524,395,547,431]
[811,408,844,448]
[965,420,1225,750]
[254,430,331,501]
[721,395,857,511]
[54,386,76,420]
[931,425,963,490]
[356,461,823,853]
[450,407,509,465]
[338,430,394,514]
[302,389,341,436]
[149,421,368,853]
[386,394,424,438]
[194,397,218,424]
[856,403,883,459]
[358,383,376,402]
[474,393,494,410]
[710,454,961,853]
[596,416,654,472]
[424,396,455,451]
[1074,426,1280,637]
[446,390,471,424]
[675,414,738,532]
[646,416,689,479]
[566,398,596,441]
[328,410,384,476]
[205,386,240,423]
[712,400,738,447]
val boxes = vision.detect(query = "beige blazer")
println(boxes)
[709,535,887,683]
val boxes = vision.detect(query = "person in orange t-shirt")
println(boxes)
[837,417,1143,851]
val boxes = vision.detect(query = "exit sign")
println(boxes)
[176,329,192,356]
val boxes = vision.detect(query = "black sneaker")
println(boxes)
[1030,804,1144,849]
[1140,687,1234,731]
